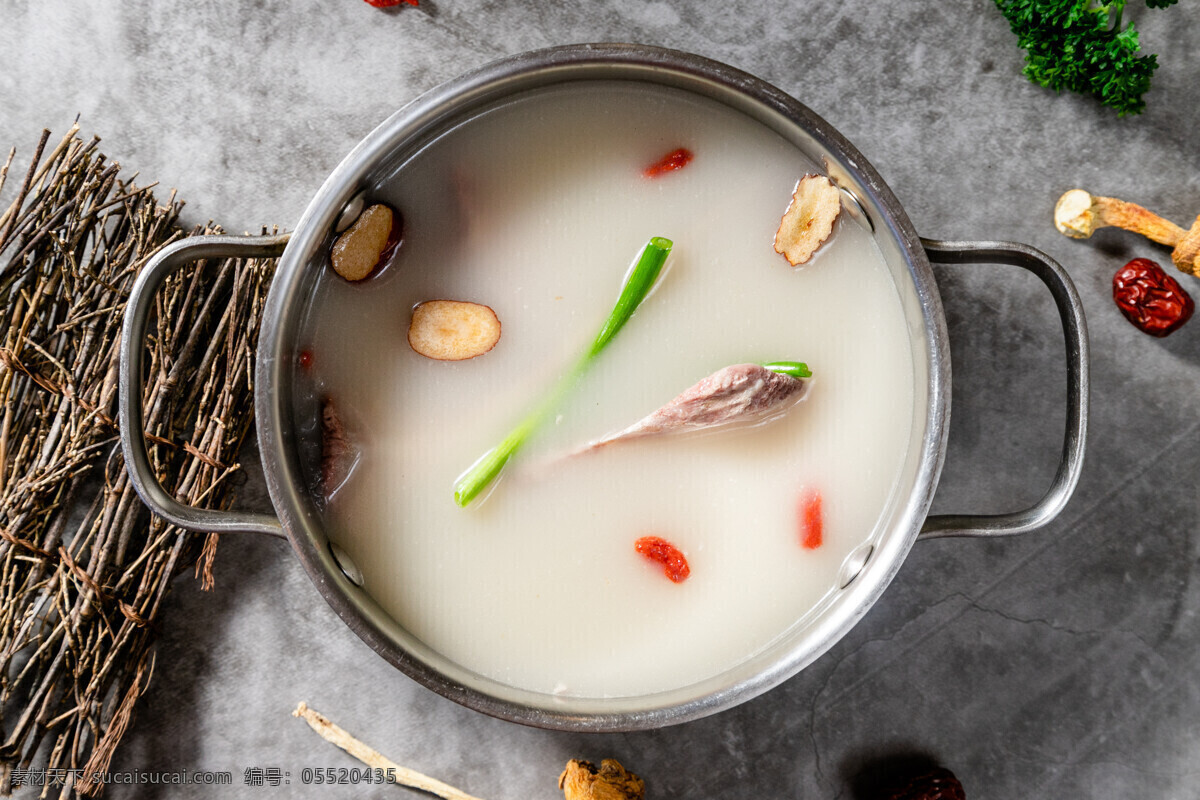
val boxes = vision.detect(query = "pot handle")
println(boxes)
[917,238,1089,540]
[118,233,291,538]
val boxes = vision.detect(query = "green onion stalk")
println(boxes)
[453,236,673,507]
[761,361,811,380]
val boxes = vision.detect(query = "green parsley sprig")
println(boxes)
[994,0,1178,116]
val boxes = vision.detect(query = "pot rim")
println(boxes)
[255,43,949,731]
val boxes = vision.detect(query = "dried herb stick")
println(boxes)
[453,236,672,507]
[0,126,278,796]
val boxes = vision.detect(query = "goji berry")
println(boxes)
[634,536,690,583]
[797,488,822,549]
[643,148,693,178]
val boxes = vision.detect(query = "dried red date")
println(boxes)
[885,767,966,800]
[364,0,418,7]
[1112,257,1194,337]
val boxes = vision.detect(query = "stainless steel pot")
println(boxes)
[118,43,1088,732]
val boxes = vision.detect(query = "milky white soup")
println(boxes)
[299,82,915,698]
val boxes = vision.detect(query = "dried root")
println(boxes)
[293,702,485,800]
[774,174,842,266]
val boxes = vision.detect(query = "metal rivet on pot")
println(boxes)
[838,186,874,233]
[330,541,364,586]
[334,192,366,233]
[838,543,874,589]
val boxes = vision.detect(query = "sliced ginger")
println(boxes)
[408,300,501,361]
[331,203,396,281]
[774,174,842,266]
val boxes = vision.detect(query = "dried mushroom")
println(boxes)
[774,174,842,266]
[1054,188,1200,277]
[559,759,645,800]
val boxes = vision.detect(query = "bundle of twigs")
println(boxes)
[0,124,277,797]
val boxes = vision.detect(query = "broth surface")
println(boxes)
[300,82,916,697]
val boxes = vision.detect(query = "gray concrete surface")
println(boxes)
[2,1,1198,797]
